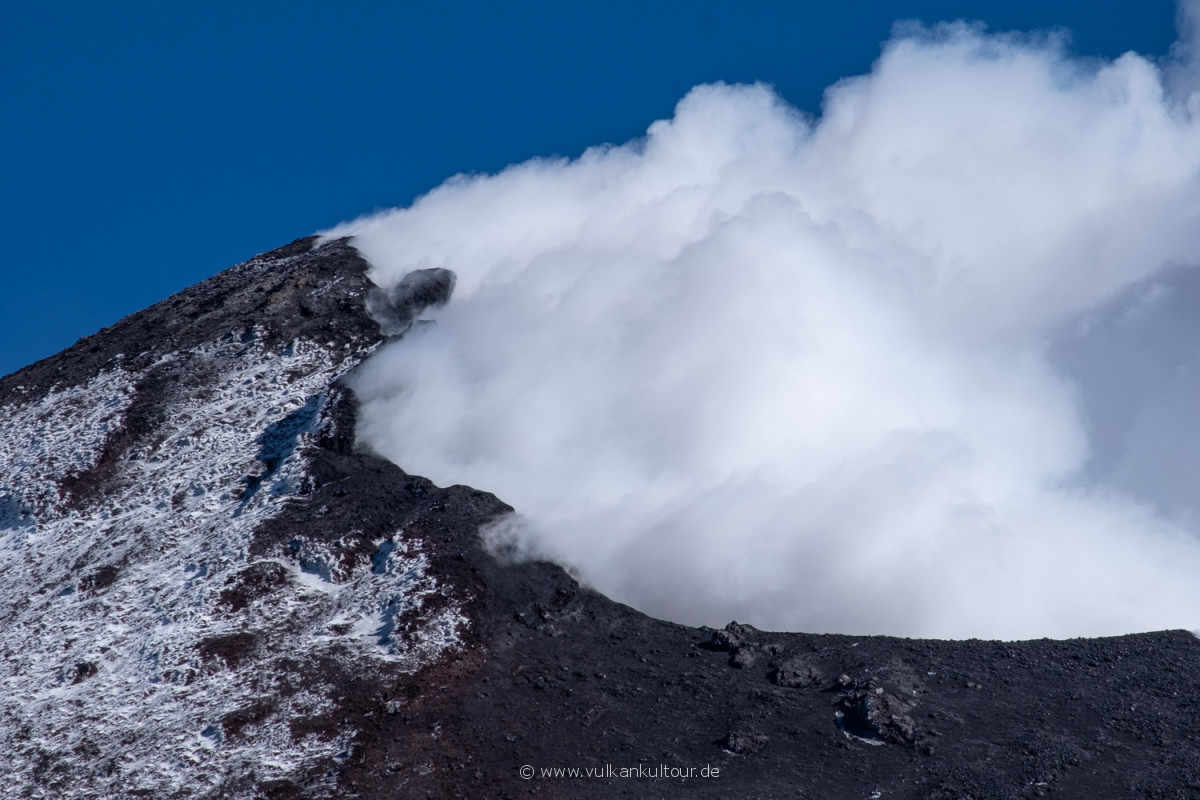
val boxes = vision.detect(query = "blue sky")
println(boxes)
[0,0,1180,377]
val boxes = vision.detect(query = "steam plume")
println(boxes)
[325,11,1200,638]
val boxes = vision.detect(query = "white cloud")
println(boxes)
[325,12,1200,639]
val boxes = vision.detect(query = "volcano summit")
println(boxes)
[1,237,1200,799]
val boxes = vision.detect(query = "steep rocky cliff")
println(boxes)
[2,238,1199,799]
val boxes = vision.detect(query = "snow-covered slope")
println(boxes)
[0,239,467,798]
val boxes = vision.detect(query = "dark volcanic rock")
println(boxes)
[729,645,759,669]
[218,561,291,612]
[704,620,757,652]
[365,266,456,336]
[835,685,917,745]
[720,729,769,754]
[4,236,1200,799]
[771,656,824,688]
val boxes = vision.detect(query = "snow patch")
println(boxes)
[0,334,464,797]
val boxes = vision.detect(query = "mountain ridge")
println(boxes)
[2,237,1199,799]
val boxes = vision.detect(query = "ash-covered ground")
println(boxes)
[2,238,1199,799]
